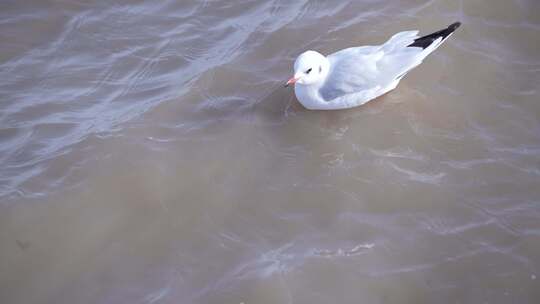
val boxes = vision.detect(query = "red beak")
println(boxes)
[285,76,299,87]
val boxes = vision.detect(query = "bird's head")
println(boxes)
[286,50,328,87]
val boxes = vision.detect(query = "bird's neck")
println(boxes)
[318,58,331,87]
[297,84,323,104]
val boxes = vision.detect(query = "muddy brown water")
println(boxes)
[1,0,540,303]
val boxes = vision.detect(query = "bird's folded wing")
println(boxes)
[314,85,382,110]
[320,30,422,102]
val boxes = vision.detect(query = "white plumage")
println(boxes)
[286,22,461,110]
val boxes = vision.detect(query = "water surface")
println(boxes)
[1,0,540,303]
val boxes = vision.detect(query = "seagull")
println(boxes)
[285,22,461,110]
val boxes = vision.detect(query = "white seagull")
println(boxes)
[285,22,461,110]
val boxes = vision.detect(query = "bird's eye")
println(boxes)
[305,68,312,74]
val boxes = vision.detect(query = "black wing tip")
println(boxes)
[407,22,462,49]
[448,22,462,32]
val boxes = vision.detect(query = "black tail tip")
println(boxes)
[448,22,461,31]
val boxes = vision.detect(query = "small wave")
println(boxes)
[385,162,446,184]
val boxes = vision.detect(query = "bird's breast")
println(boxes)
[294,84,322,109]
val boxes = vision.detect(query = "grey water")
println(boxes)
[1,0,539,303]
